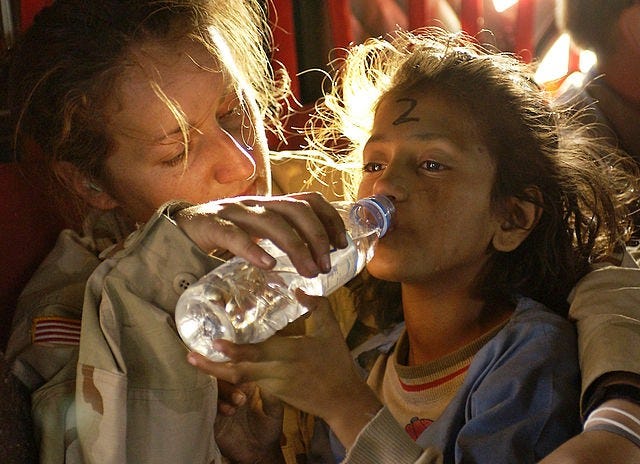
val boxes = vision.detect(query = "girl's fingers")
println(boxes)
[295,290,344,339]
[257,387,284,420]
[216,378,247,416]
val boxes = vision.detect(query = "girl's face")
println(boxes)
[101,40,270,223]
[358,90,504,292]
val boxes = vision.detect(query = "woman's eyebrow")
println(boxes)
[152,127,184,144]
[151,101,217,144]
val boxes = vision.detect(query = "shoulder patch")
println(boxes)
[32,317,81,346]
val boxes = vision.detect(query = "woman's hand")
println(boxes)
[187,291,383,449]
[540,398,640,463]
[539,429,640,463]
[174,192,348,278]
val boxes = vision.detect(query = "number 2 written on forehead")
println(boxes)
[393,98,420,125]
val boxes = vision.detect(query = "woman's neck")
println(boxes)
[400,283,513,366]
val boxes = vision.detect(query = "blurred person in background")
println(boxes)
[555,0,640,171]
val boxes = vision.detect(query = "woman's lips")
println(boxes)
[239,183,258,197]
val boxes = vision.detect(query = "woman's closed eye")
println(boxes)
[217,92,246,133]
[219,103,242,120]
[162,149,186,167]
[219,104,243,125]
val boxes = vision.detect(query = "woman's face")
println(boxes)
[101,40,270,223]
[358,90,503,292]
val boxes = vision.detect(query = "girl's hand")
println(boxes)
[187,291,383,449]
[214,382,285,464]
[174,192,348,278]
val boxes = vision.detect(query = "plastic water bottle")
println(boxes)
[175,195,395,361]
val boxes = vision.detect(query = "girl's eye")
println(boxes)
[423,159,444,171]
[363,162,385,173]
[162,150,186,167]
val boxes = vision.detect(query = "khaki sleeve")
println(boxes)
[4,229,100,464]
[568,248,640,413]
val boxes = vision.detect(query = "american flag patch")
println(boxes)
[32,317,81,346]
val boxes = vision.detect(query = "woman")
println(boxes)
[4,1,345,462]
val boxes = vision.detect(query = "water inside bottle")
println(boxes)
[175,258,324,360]
[175,195,394,361]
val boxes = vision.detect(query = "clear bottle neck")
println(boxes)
[349,195,395,238]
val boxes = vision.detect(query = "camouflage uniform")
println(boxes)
[4,156,344,463]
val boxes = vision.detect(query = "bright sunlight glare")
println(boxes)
[493,0,518,13]
[579,49,597,73]
[534,33,598,85]
[535,33,570,84]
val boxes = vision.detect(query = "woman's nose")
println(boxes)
[207,128,257,183]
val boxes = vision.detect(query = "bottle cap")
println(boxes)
[351,195,395,237]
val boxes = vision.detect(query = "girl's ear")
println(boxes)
[492,187,542,252]
[54,161,119,211]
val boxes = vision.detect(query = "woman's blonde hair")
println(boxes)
[9,0,289,222]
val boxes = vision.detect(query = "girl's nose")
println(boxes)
[373,168,408,201]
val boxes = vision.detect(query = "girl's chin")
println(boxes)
[366,261,403,282]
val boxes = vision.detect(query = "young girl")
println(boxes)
[190,28,640,463]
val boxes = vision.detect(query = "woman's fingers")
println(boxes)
[175,193,347,278]
[231,196,333,276]
[174,202,276,269]
[288,191,349,249]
